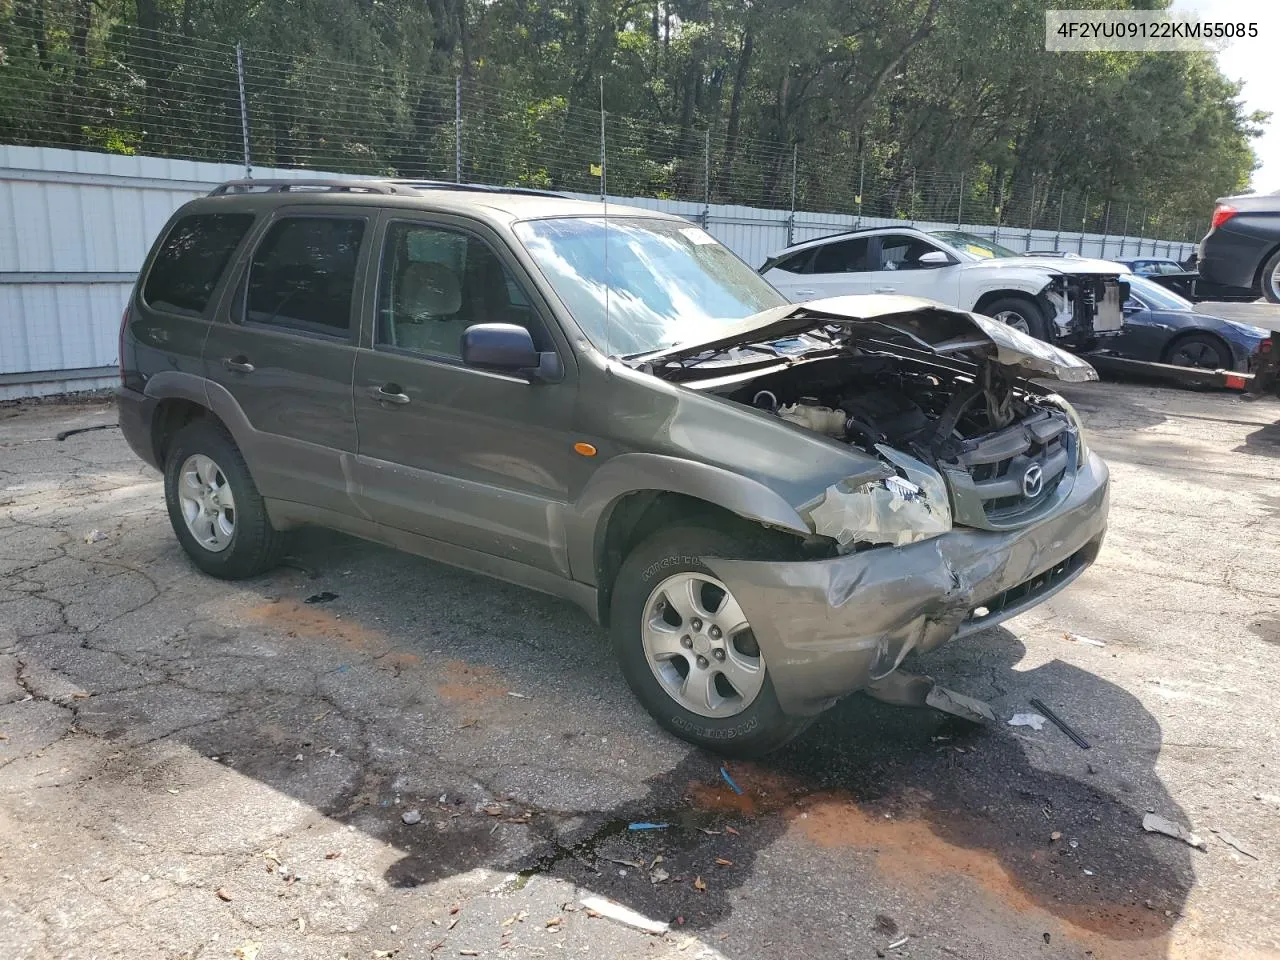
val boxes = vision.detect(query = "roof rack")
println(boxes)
[388,179,565,198]
[207,179,419,197]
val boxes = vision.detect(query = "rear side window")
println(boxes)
[143,213,254,315]
[812,237,870,274]
[768,250,815,274]
[245,217,366,336]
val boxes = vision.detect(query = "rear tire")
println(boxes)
[1162,332,1233,371]
[1261,248,1280,304]
[981,295,1050,340]
[163,419,286,579]
[610,525,812,757]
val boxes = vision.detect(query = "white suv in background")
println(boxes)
[760,228,1127,347]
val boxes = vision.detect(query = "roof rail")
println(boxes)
[207,179,418,197]
[388,179,565,198]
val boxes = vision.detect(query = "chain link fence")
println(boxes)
[0,22,1202,244]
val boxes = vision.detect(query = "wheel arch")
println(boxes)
[1161,328,1237,370]
[972,288,1043,315]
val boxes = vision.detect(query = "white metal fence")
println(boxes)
[1,145,1197,400]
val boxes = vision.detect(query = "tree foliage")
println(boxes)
[0,0,1265,237]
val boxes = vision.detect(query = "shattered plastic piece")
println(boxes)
[401,809,422,825]
[628,822,670,831]
[693,876,707,892]
[578,895,670,935]
[506,691,531,699]
[649,867,670,884]
[888,937,909,950]
[304,591,338,604]
[84,529,107,543]
[1008,713,1047,731]
[720,767,744,795]
[1143,813,1206,850]
[925,685,997,723]
[1065,632,1107,647]
[1211,828,1259,860]
[1050,831,1062,842]
[803,447,951,549]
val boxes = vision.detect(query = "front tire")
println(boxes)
[1163,332,1233,371]
[610,526,811,757]
[163,419,286,579]
[982,295,1050,340]
[1261,248,1280,304]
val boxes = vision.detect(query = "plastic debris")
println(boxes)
[578,895,670,935]
[888,937,909,950]
[649,867,670,884]
[1008,713,1047,731]
[693,876,707,892]
[84,529,107,543]
[628,822,670,831]
[215,887,233,901]
[304,591,337,604]
[1065,632,1106,647]
[1143,813,1206,850]
[506,691,531,699]
[401,809,422,825]
[233,943,260,960]
[926,685,997,723]
[720,767,743,795]
[1211,828,1259,860]
[1050,831,1062,842]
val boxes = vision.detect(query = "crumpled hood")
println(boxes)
[968,256,1126,275]
[637,294,1099,382]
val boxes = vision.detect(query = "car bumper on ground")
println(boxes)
[117,386,161,470]
[705,452,1110,716]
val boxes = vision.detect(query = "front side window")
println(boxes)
[245,217,366,336]
[377,222,541,359]
[143,213,254,315]
[878,235,945,271]
[513,217,786,356]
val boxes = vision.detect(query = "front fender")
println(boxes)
[564,453,813,585]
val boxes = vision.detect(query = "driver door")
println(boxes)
[863,234,962,306]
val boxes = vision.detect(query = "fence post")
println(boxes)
[1054,187,1065,250]
[1099,201,1111,258]
[1120,203,1130,257]
[235,44,252,177]
[787,145,797,246]
[1027,177,1036,248]
[1138,208,1147,255]
[993,179,1003,244]
[455,76,462,183]
[856,152,865,227]
[598,78,607,201]
[1078,189,1088,253]
[956,171,963,228]
[909,168,916,224]
[701,129,711,228]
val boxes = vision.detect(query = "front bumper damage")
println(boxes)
[704,451,1109,716]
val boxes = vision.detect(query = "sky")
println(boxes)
[1169,0,1280,194]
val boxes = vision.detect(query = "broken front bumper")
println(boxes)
[704,451,1109,716]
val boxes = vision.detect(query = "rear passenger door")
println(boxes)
[352,214,582,576]
[203,208,372,515]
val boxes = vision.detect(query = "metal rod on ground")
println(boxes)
[455,76,462,183]
[787,144,797,246]
[1028,698,1091,750]
[235,44,251,178]
[702,129,710,228]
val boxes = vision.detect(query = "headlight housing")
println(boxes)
[1045,393,1090,469]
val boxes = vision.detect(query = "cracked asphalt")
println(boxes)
[1,380,1278,960]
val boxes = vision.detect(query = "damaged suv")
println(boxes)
[119,181,1109,756]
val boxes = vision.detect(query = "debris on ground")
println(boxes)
[578,895,670,935]
[1143,813,1207,850]
[720,766,743,795]
[1211,828,1260,860]
[887,936,909,950]
[83,529,107,543]
[1029,698,1091,749]
[627,822,670,831]
[714,857,734,867]
[506,691,531,699]
[925,685,998,723]
[304,591,338,604]
[1050,831,1062,842]
[693,876,707,892]
[215,887,233,901]
[1008,713,1047,731]
[401,809,422,825]
[1065,632,1107,647]
[873,915,898,936]
[233,943,260,960]
[649,866,670,884]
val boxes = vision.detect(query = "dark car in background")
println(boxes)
[1093,273,1269,371]
[1198,192,1280,303]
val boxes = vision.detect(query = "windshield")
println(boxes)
[930,230,1022,260]
[513,217,787,356]
[1124,273,1193,311]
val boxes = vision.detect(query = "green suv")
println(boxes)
[119,179,1110,756]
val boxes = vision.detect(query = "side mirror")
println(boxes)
[461,323,560,381]
[1123,299,1143,314]
[918,250,951,268]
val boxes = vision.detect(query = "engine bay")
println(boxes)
[723,354,1067,466]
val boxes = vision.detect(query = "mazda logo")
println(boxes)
[1022,463,1045,498]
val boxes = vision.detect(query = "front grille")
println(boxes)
[956,410,1073,520]
[962,548,1088,627]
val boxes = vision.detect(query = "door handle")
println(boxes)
[873,286,897,294]
[792,289,817,298]
[369,384,411,406]
[222,356,255,373]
